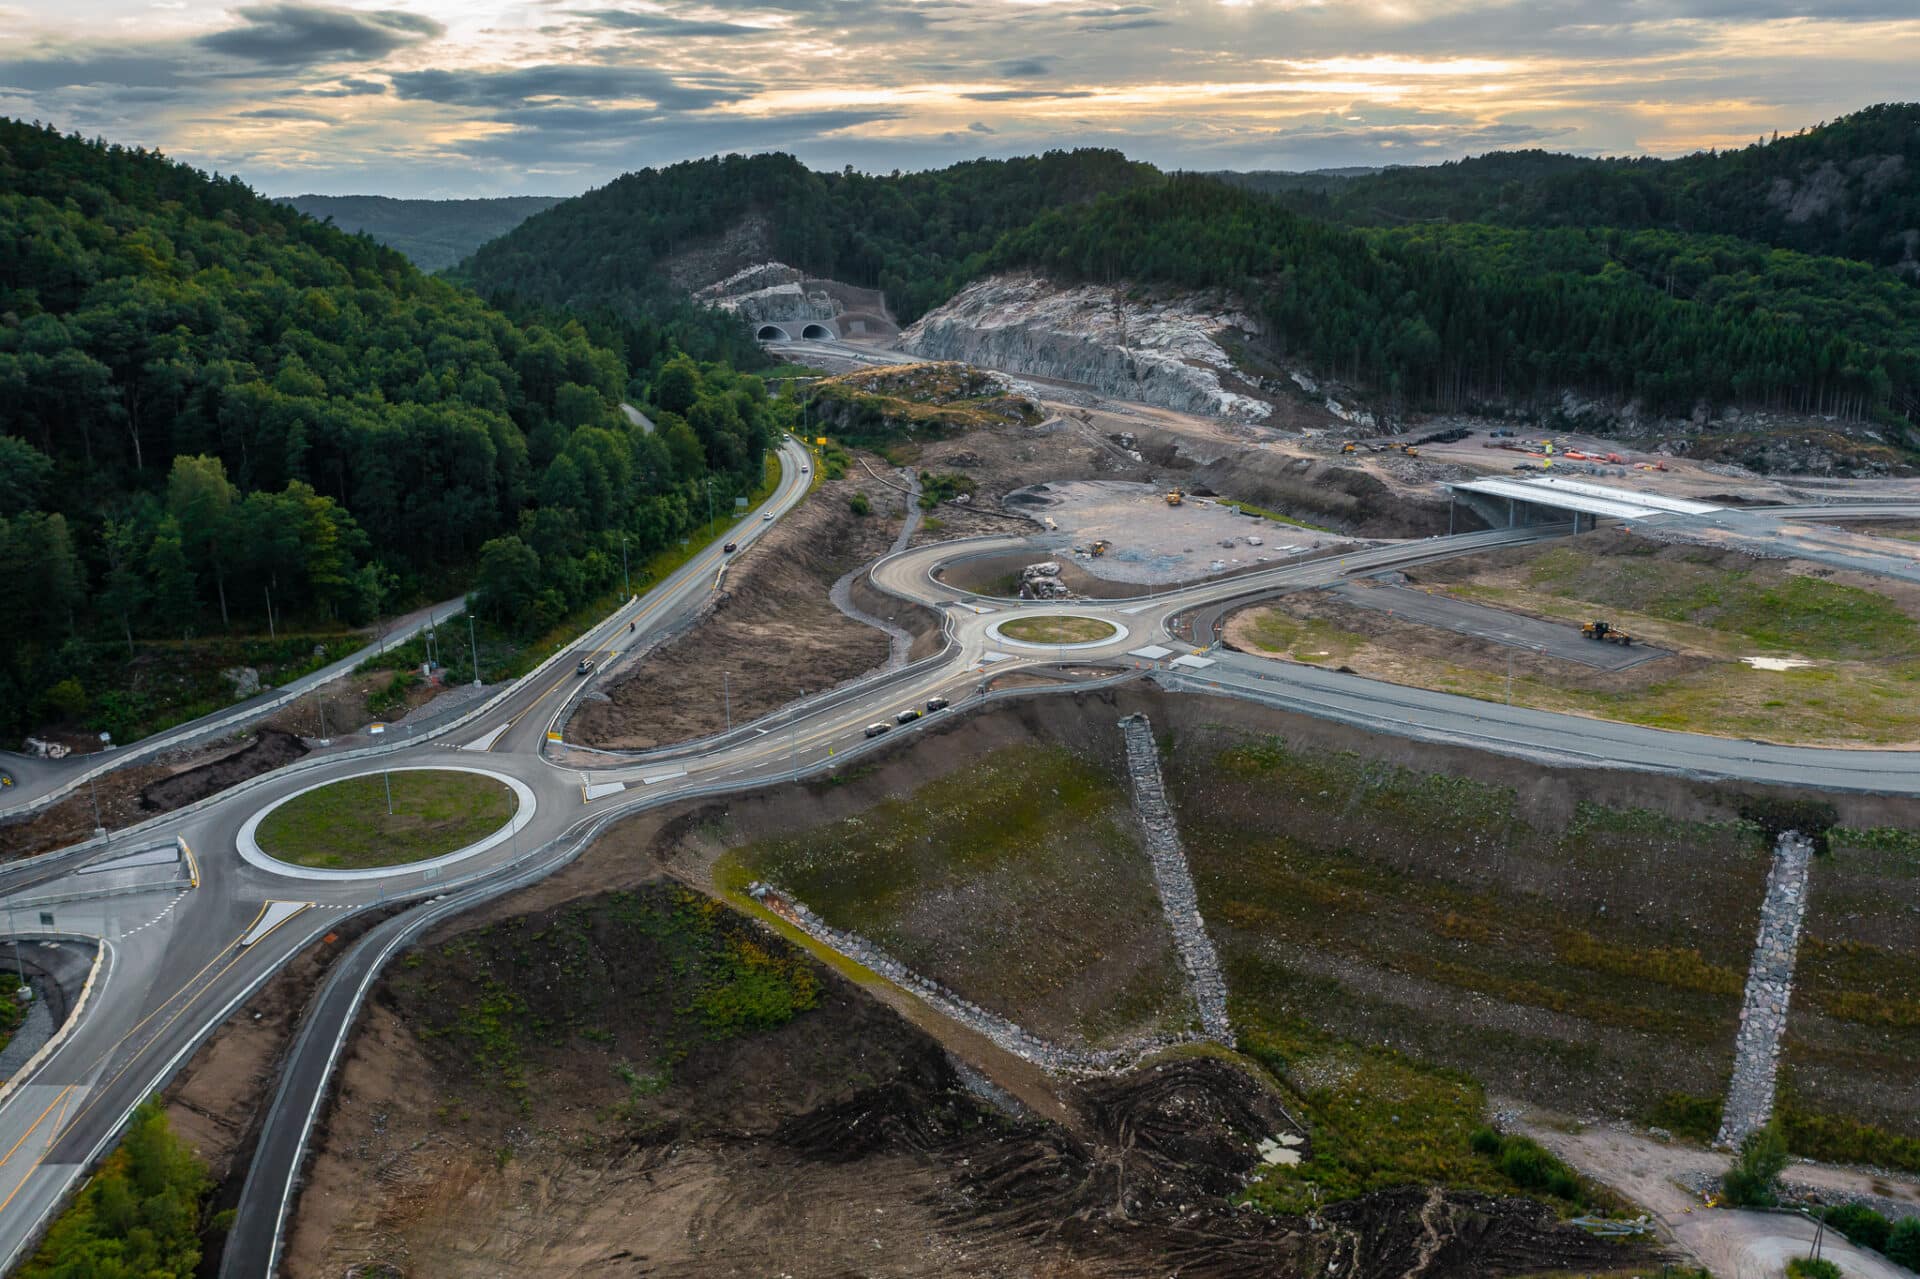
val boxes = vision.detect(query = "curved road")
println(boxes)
[0,435,1916,1274]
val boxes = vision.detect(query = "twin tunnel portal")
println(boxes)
[756,321,837,341]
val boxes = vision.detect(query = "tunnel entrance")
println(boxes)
[801,322,834,340]
[756,324,792,341]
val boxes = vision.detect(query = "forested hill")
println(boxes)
[456,148,1160,328]
[1220,103,1920,277]
[991,177,1920,423]
[0,119,779,738]
[279,194,563,271]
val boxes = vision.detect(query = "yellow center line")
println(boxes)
[61,903,302,1140]
[0,1087,73,1172]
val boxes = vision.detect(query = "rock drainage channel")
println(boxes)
[1716,830,1814,1149]
[1118,713,1233,1045]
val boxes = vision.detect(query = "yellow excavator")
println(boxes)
[1165,489,1184,507]
[1581,619,1634,645]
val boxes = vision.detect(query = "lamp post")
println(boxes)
[468,612,482,689]
[621,534,630,597]
[724,671,731,732]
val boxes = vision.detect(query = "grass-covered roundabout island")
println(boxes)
[994,615,1120,645]
[253,768,517,870]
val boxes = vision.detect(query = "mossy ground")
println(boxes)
[727,743,1189,1050]
[256,770,513,868]
[1166,726,1768,1125]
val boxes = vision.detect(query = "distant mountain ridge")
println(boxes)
[1213,103,1920,278]
[279,193,563,271]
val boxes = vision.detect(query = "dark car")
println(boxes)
[895,708,922,725]
[576,658,594,676]
[723,541,738,553]
[925,697,950,713]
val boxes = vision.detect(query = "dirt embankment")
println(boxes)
[568,464,933,751]
[0,728,311,862]
[284,876,1635,1279]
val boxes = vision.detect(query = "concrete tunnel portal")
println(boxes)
[755,321,837,341]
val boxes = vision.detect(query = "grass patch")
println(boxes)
[1239,612,1367,663]
[256,769,513,869]
[1217,498,1332,532]
[997,615,1118,644]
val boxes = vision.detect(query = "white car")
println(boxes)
[763,512,773,521]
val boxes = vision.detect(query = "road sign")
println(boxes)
[369,722,386,734]
[735,497,748,508]
[815,436,827,446]
[547,730,562,742]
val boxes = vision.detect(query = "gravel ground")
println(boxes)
[1004,479,1347,585]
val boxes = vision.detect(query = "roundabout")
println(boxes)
[988,613,1125,650]
[237,764,537,881]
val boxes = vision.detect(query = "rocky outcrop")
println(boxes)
[900,274,1274,422]
[696,262,838,324]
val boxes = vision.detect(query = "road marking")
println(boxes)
[0,1087,73,1172]
[115,889,188,940]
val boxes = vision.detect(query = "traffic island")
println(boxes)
[991,614,1122,648]
[241,765,535,878]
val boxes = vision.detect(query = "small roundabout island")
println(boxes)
[991,614,1122,648]
[244,766,532,876]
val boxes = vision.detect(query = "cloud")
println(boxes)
[996,58,1053,78]
[968,120,993,133]
[961,88,1095,101]
[0,51,189,91]
[1082,16,1168,31]
[452,105,904,166]
[391,64,754,111]
[197,3,443,66]
[576,9,768,37]
[298,76,387,97]
[235,105,336,121]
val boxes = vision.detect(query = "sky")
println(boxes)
[1,1,1916,198]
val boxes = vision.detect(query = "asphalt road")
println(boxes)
[0,594,467,818]
[1,436,1918,1275]
[1330,582,1668,670]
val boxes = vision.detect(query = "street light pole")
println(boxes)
[724,671,731,732]
[621,535,630,597]
[384,770,394,816]
[468,612,482,688]
[264,584,275,640]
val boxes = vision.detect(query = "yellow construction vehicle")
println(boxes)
[1580,619,1634,645]
[1090,540,1110,557]
[1404,446,1420,457]
[1341,442,1357,455]
[1165,489,1184,506]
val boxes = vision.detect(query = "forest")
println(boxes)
[278,194,562,272]
[0,119,781,738]
[1217,103,1920,277]
[990,178,1920,419]
[463,107,1919,428]
[456,148,1159,329]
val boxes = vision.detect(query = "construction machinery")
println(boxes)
[1580,620,1634,646]
[1165,489,1184,506]
[1341,442,1357,454]
[1089,539,1110,557]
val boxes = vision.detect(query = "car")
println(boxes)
[801,466,810,473]
[576,658,594,676]
[925,697,950,713]
[723,541,738,553]
[863,722,891,738]
[895,708,922,725]
[763,512,773,521]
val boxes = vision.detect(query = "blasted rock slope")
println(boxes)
[900,273,1274,421]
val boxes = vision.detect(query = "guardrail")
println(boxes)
[1,600,466,823]
[236,666,1148,1274]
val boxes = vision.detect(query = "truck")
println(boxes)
[1165,489,1184,506]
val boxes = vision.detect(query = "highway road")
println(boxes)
[2,431,1920,1275]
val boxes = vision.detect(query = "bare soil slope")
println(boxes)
[568,465,920,750]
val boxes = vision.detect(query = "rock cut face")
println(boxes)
[899,273,1275,422]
